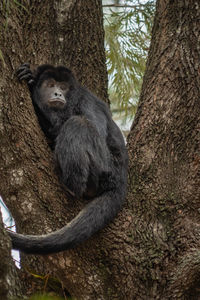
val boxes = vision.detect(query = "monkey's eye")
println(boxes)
[47,79,56,87]
[59,82,68,90]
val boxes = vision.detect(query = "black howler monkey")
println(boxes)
[8,63,128,254]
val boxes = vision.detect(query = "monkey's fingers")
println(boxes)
[16,63,30,74]
[18,73,35,85]
[18,72,33,81]
[16,66,31,76]
[16,68,34,85]
[16,62,30,71]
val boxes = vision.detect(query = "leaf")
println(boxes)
[104,0,155,120]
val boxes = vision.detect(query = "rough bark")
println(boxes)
[0,211,22,299]
[0,0,112,299]
[0,0,200,299]
[126,0,200,298]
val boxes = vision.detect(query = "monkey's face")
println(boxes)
[39,78,69,109]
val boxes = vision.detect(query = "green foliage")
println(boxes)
[28,295,64,300]
[1,0,28,27]
[24,271,68,300]
[2,0,28,13]
[28,292,75,300]
[104,0,155,120]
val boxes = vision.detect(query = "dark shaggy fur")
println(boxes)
[8,63,128,254]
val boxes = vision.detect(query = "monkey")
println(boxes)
[8,63,128,254]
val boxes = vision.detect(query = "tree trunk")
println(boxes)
[0,0,110,298]
[126,0,200,298]
[0,0,200,299]
[0,212,22,299]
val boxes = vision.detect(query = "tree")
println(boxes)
[0,213,22,299]
[0,0,200,299]
[104,0,155,119]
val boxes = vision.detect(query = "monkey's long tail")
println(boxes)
[8,189,125,254]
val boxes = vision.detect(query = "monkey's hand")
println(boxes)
[16,63,35,87]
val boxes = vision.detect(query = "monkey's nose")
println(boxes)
[55,92,62,97]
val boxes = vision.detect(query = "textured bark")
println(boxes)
[0,0,200,299]
[126,0,200,298]
[0,0,110,298]
[0,212,22,299]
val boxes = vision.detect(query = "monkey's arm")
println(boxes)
[16,64,59,141]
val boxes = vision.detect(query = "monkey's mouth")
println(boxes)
[49,98,66,105]
[49,98,66,104]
